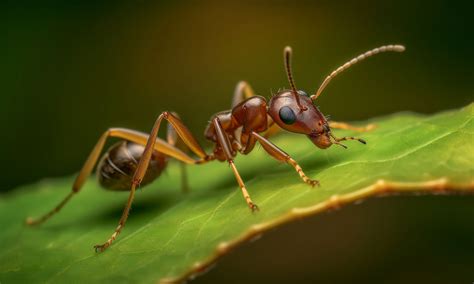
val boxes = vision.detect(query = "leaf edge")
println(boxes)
[159,177,474,283]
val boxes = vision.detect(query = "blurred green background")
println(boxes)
[1,1,473,283]
[2,0,472,191]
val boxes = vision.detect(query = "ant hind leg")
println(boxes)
[26,128,151,226]
[166,115,191,193]
[26,126,205,227]
[95,112,210,252]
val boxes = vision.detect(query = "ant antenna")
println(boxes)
[333,140,348,149]
[284,46,306,110]
[330,133,348,149]
[330,132,366,149]
[311,44,405,101]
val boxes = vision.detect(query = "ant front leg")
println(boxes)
[212,117,259,212]
[251,132,319,187]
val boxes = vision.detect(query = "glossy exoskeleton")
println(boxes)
[27,44,405,252]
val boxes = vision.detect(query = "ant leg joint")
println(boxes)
[287,158,320,187]
[244,194,259,212]
[249,202,260,212]
[203,154,216,163]
[94,243,110,253]
[132,178,141,187]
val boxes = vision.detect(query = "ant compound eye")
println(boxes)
[279,106,296,125]
[298,90,309,97]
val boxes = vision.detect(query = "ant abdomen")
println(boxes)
[97,141,167,191]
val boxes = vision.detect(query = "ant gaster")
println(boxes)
[27,44,405,252]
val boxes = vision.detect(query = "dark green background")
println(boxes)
[1,1,473,283]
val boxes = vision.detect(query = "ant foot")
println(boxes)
[307,179,320,187]
[25,217,40,226]
[25,217,34,225]
[249,203,260,212]
[94,243,109,253]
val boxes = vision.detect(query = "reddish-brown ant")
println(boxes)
[26,44,405,252]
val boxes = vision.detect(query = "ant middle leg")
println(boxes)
[167,114,191,193]
[212,117,259,211]
[251,132,319,187]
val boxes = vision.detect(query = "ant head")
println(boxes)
[268,89,332,149]
[268,46,332,149]
[269,44,405,149]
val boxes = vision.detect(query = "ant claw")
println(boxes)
[308,179,320,187]
[249,203,260,213]
[25,217,42,226]
[94,244,106,253]
[25,217,34,225]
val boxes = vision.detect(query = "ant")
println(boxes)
[26,44,405,252]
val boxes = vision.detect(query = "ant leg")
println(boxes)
[166,116,190,193]
[230,161,258,211]
[251,132,319,187]
[231,81,256,107]
[94,114,167,252]
[25,191,76,226]
[162,112,208,159]
[94,112,211,252]
[212,117,259,211]
[26,128,204,226]
[329,121,376,132]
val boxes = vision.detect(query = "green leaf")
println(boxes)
[1,104,473,283]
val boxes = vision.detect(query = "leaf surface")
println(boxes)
[0,104,473,283]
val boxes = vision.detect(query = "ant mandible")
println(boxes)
[26,44,405,252]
